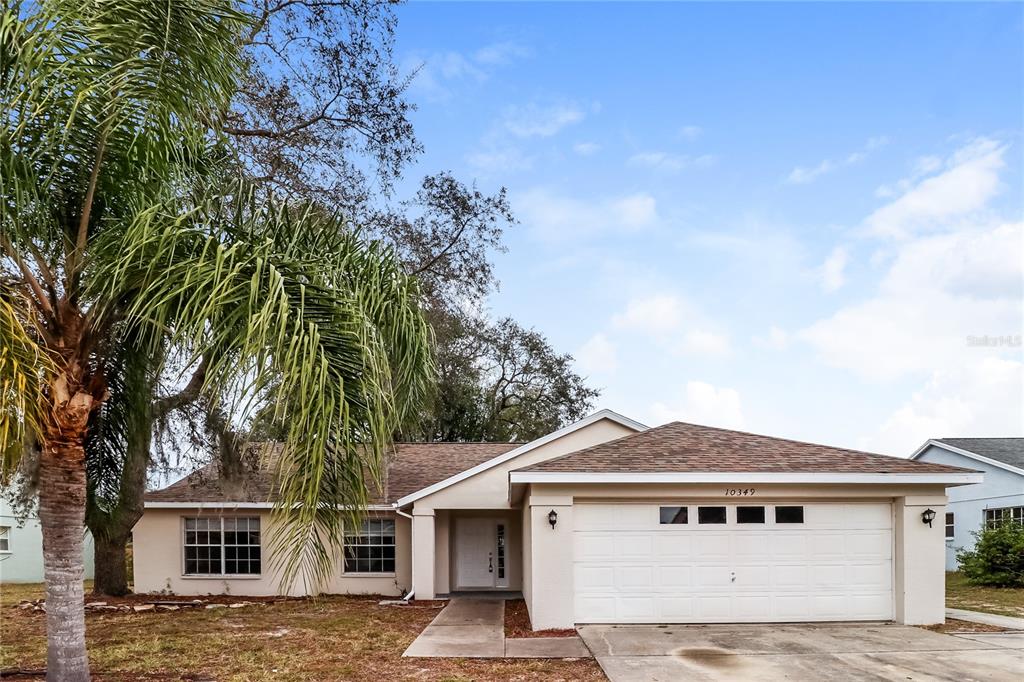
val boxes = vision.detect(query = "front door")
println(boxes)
[456,518,496,589]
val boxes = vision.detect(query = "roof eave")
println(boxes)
[508,471,985,486]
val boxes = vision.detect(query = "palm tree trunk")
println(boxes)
[38,435,91,682]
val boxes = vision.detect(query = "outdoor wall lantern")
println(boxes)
[921,508,936,527]
[548,510,558,529]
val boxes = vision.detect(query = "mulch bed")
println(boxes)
[504,599,578,639]
[921,618,1011,633]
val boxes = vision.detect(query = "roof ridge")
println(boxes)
[663,420,904,460]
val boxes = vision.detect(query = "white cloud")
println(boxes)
[681,330,731,356]
[611,293,731,356]
[577,333,618,374]
[502,102,586,138]
[753,325,790,350]
[573,142,601,156]
[865,138,1006,239]
[628,152,715,172]
[465,146,533,174]
[612,193,658,228]
[473,41,531,65]
[517,188,659,243]
[612,294,682,334]
[678,125,703,141]
[819,246,849,292]
[404,41,530,100]
[865,357,1024,455]
[786,136,889,185]
[650,381,744,429]
[800,222,1023,381]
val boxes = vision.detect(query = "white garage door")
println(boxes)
[574,502,893,623]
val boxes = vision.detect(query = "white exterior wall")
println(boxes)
[522,483,952,629]
[916,444,1024,570]
[132,508,409,597]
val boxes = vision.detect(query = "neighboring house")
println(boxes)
[134,409,981,628]
[911,438,1024,571]
[0,498,95,583]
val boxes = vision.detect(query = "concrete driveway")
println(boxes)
[577,623,1024,681]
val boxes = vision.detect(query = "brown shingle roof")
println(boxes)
[517,422,977,474]
[145,442,521,505]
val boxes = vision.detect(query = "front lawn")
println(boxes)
[946,571,1024,618]
[0,584,604,681]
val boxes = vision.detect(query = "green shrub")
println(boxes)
[956,521,1024,587]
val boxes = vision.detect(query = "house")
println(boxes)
[134,409,981,628]
[0,498,95,583]
[910,438,1024,571]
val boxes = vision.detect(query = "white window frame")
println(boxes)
[0,525,10,553]
[945,512,955,540]
[984,506,1024,528]
[342,518,396,576]
[181,516,262,578]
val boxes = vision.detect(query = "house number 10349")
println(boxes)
[725,488,756,496]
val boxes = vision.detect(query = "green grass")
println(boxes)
[946,571,1024,618]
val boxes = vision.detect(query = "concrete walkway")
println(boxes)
[947,607,1024,630]
[402,597,590,659]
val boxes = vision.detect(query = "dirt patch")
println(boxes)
[1,585,606,681]
[946,572,1024,619]
[504,599,578,639]
[920,618,1011,633]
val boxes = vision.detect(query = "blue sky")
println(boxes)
[392,1,1024,456]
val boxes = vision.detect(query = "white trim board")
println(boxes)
[910,439,1024,478]
[145,502,395,511]
[393,409,647,508]
[509,471,984,485]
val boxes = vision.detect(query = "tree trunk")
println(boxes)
[38,434,91,682]
[92,533,130,597]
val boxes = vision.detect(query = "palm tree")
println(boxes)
[0,2,432,680]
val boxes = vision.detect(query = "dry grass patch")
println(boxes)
[1,584,605,681]
[946,571,1024,618]
[921,618,1010,634]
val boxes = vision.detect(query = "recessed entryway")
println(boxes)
[454,517,510,590]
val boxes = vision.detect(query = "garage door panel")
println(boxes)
[574,502,893,624]
[694,534,730,558]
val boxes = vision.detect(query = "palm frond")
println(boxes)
[90,186,432,589]
[0,281,51,481]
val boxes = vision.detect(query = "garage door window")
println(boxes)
[775,506,804,524]
[737,506,766,524]
[697,506,727,524]
[659,507,688,524]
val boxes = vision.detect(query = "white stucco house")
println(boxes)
[911,438,1024,571]
[134,409,981,628]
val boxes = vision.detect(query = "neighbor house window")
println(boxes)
[344,518,395,574]
[945,512,955,539]
[697,506,727,524]
[775,506,804,524]
[660,507,688,524]
[0,526,10,552]
[984,506,1024,528]
[183,517,261,576]
[737,506,766,524]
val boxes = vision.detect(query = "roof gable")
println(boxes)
[518,421,977,475]
[912,438,1024,477]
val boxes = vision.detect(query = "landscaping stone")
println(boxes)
[132,604,155,612]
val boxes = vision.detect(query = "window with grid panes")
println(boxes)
[183,517,261,575]
[343,519,395,573]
